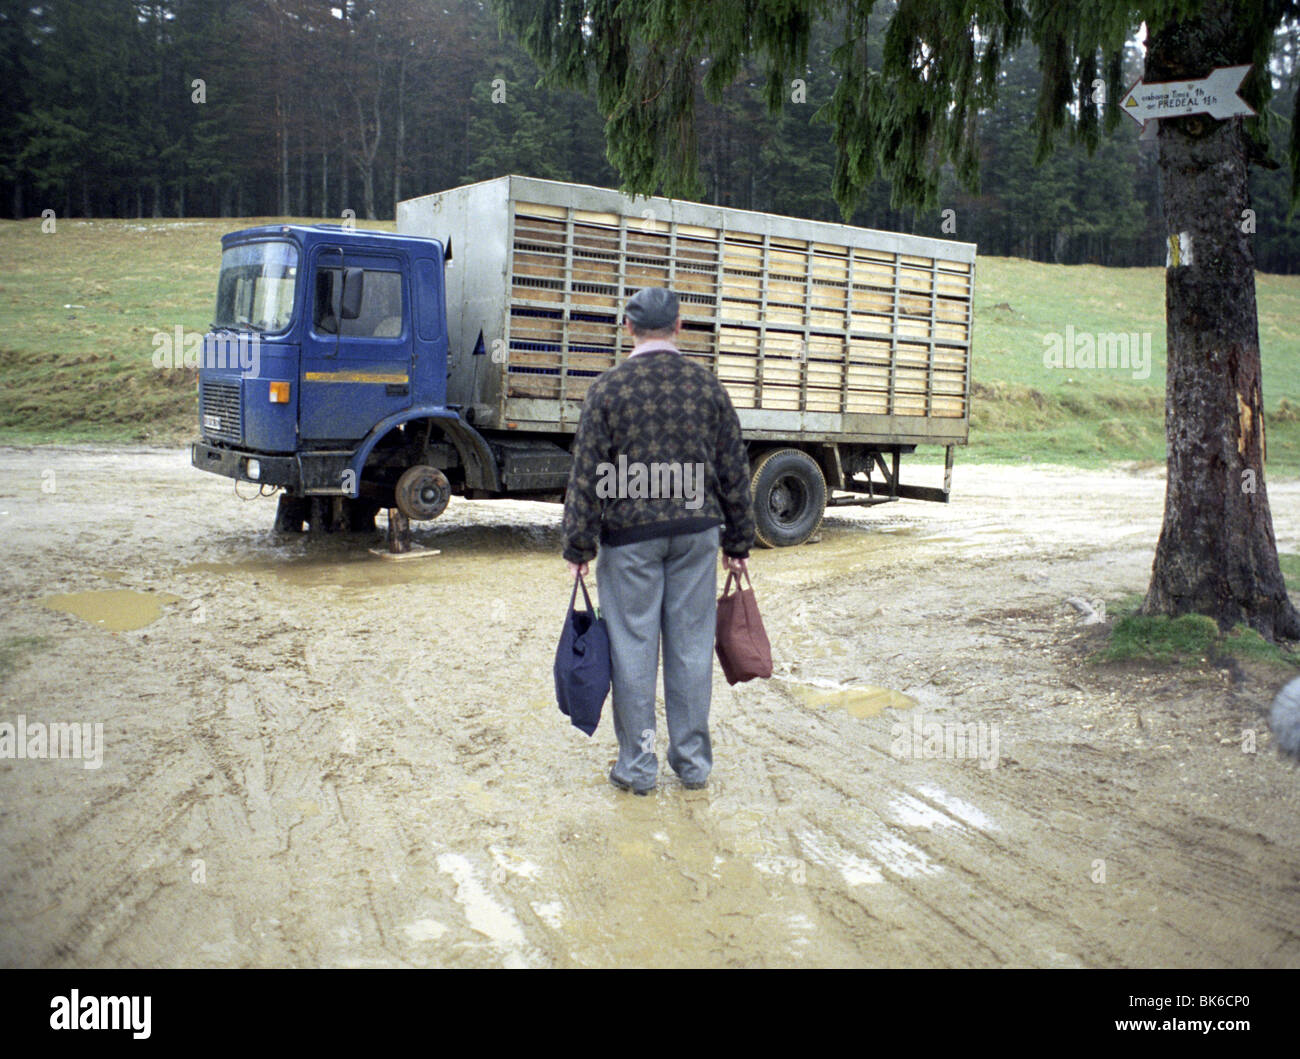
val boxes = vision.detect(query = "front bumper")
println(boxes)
[191,441,301,490]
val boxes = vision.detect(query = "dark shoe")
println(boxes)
[682,778,708,790]
[609,772,653,796]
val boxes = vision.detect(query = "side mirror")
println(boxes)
[340,267,365,321]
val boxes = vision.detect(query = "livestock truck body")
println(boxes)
[192,175,976,546]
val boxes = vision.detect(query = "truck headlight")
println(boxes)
[246,459,261,480]
[269,381,290,403]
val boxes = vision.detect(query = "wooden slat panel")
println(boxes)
[805,360,844,389]
[766,277,806,300]
[505,202,972,427]
[845,390,890,414]
[508,350,562,369]
[933,346,968,372]
[898,266,935,293]
[721,299,763,323]
[764,303,805,326]
[932,371,966,395]
[507,371,560,398]
[721,272,762,295]
[722,380,759,408]
[760,385,802,411]
[850,287,894,312]
[847,338,893,363]
[719,326,761,355]
[896,367,928,393]
[806,389,844,413]
[846,364,891,388]
[810,285,848,309]
[897,319,934,340]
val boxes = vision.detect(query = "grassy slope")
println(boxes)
[969,257,1300,470]
[2,218,1299,469]
[0,217,393,444]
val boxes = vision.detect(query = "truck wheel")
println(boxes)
[750,448,826,548]
[395,465,451,521]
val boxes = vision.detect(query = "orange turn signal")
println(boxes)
[269,381,290,403]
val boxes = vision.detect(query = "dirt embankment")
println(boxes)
[0,448,1297,967]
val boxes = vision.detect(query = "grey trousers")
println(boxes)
[597,526,720,789]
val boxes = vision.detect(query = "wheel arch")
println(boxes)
[347,407,501,494]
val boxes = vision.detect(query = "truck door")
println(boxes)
[300,247,413,443]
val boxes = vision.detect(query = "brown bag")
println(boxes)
[715,570,773,685]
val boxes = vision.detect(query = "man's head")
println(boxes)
[624,287,681,341]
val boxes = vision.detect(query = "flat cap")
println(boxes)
[624,287,680,331]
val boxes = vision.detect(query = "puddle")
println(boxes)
[41,589,182,631]
[787,681,918,719]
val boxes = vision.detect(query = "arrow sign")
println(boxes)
[1121,64,1254,125]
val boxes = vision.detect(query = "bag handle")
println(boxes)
[570,573,596,613]
[720,568,753,598]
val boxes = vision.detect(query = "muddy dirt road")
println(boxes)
[1,448,1298,967]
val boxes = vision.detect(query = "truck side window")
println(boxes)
[313,268,404,338]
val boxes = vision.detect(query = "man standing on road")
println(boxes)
[562,287,756,795]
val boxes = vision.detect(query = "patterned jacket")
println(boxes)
[561,349,756,562]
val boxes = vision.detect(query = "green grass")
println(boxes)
[1278,552,1300,586]
[2,223,1300,467]
[1101,611,1222,663]
[1096,559,1300,665]
[1099,614,1300,667]
[964,257,1300,471]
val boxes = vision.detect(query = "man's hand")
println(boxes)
[567,560,589,579]
[723,555,748,575]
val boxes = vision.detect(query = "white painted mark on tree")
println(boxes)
[1166,231,1194,269]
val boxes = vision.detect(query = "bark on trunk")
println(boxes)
[1142,1,1300,640]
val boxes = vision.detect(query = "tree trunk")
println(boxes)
[340,146,350,218]
[393,49,408,213]
[362,162,376,221]
[298,133,307,217]
[1142,0,1300,640]
[279,114,289,217]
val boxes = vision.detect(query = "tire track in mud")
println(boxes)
[725,526,1300,968]
[729,702,1113,967]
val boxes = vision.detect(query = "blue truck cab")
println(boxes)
[191,223,514,532]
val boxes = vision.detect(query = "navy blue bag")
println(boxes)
[554,575,611,736]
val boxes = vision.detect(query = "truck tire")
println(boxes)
[395,464,451,522]
[750,448,826,548]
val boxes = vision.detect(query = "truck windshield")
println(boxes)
[213,241,299,333]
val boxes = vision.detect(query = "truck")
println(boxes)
[191,175,976,548]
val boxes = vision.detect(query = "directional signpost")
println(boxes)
[1122,64,1255,132]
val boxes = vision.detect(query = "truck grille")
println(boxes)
[200,379,241,442]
